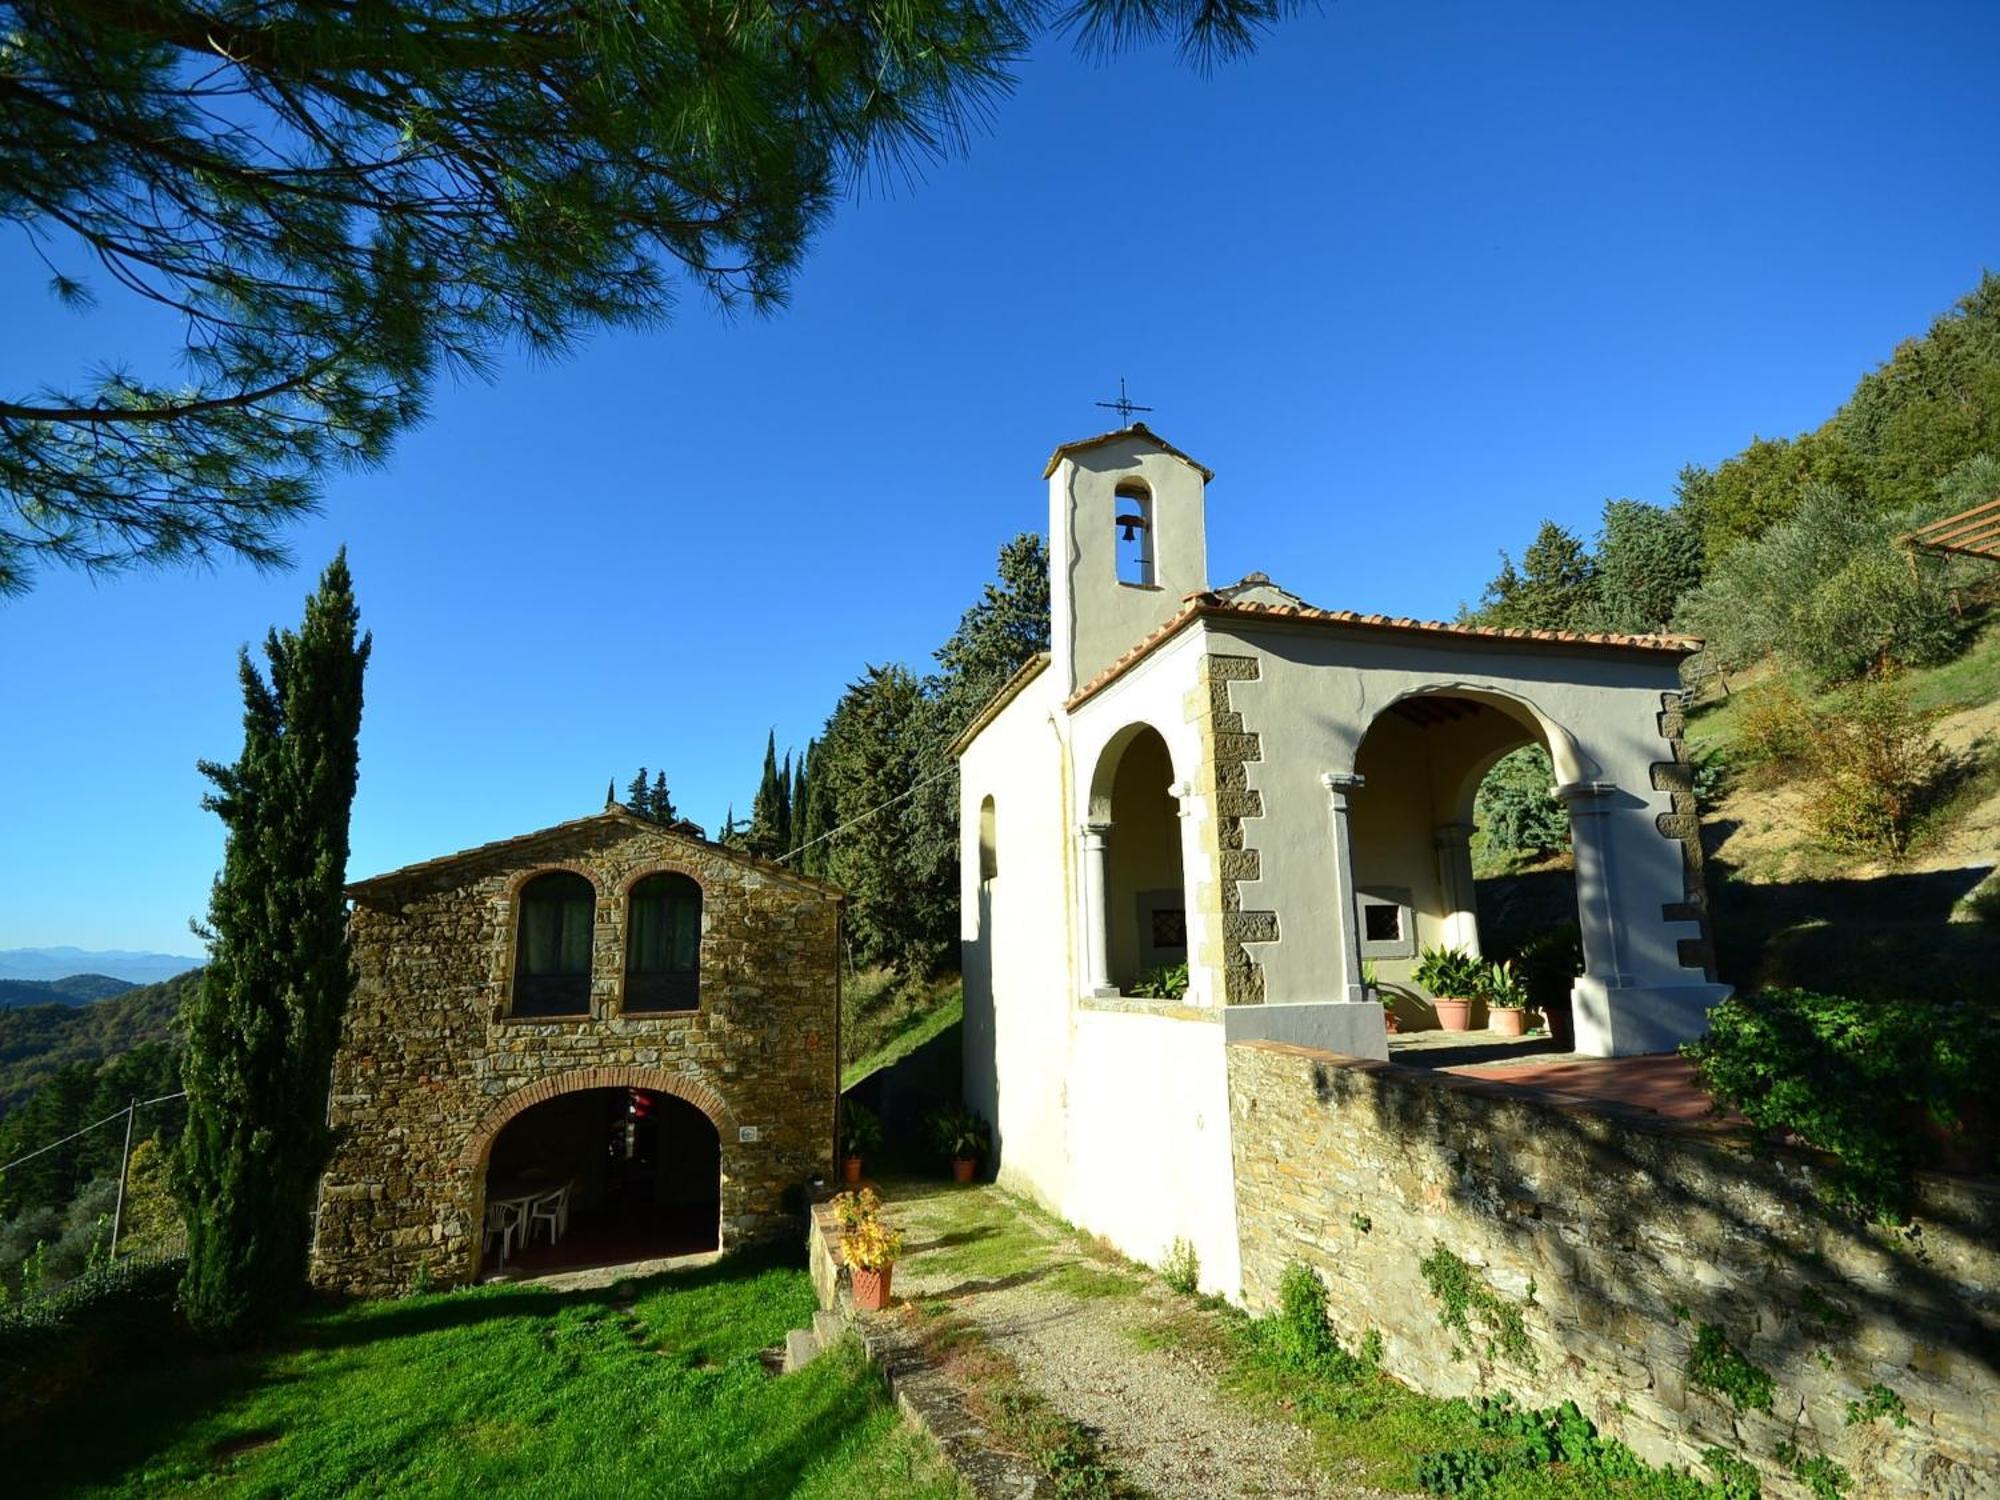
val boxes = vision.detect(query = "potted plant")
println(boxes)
[1483,959,1530,1037]
[1412,945,1485,1032]
[839,1100,882,1184]
[831,1188,903,1312]
[927,1107,991,1183]
[1362,960,1400,1034]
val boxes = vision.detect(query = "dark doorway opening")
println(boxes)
[482,1087,719,1277]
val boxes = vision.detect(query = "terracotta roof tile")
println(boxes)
[1063,594,1701,712]
[346,805,846,901]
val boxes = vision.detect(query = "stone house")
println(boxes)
[955,424,1728,1298]
[310,805,842,1296]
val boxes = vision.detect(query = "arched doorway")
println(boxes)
[1088,725,1188,994]
[478,1086,721,1277]
[1347,691,1584,1042]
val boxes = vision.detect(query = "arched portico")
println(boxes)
[1078,722,1194,996]
[461,1066,736,1280]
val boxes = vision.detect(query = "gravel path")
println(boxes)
[889,1182,1379,1500]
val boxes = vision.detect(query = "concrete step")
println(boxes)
[782,1326,821,1373]
[812,1308,846,1347]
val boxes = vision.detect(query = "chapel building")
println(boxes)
[954,424,1727,1295]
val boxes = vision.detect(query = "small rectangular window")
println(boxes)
[1363,903,1401,943]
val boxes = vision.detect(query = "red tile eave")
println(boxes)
[1063,598,1702,712]
[344,807,846,903]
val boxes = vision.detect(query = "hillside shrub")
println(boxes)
[1726,673,1951,858]
[1675,486,1968,685]
[1684,989,1989,1221]
[1799,675,1951,857]
[0,1256,186,1437]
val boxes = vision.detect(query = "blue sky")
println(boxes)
[3,0,1997,956]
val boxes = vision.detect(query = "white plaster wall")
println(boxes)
[958,669,1075,1206]
[1049,436,1209,698]
[1210,623,1726,1051]
[1063,1011,1242,1298]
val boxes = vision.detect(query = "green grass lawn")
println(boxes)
[11,1254,963,1499]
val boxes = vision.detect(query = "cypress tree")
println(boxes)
[626,766,650,811]
[789,753,810,858]
[180,552,370,1339]
[651,769,677,824]
[745,730,786,857]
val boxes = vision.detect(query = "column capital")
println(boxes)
[1433,821,1476,848]
[1319,771,1366,795]
[1078,819,1114,841]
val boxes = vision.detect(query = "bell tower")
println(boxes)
[1045,424,1212,697]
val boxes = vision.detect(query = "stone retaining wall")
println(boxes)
[311,815,840,1296]
[1227,1040,1999,1498]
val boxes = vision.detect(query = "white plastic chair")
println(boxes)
[527,1184,570,1247]
[483,1197,527,1265]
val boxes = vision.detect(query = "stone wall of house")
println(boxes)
[1227,1040,1999,1498]
[311,817,841,1297]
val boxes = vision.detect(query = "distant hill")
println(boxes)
[0,969,198,1118]
[0,974,137,1009]
[0,947,203,986]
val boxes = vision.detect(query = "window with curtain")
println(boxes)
[512,871,595,1016]
[626,872,702,1011]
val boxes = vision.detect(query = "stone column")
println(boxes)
[1079,821,1116,996]
[1319,773,1368,1004]
[1433,822,1480,955]
[1556,780,1629,987]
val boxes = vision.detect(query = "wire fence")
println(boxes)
[3,1090,189,1308]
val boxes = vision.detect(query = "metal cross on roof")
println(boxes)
[1095,377,1153,426]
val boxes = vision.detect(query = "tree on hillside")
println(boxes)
[1473,521,1599,632]
[743,732,792,858]
[180,552,369,1339]
[781,532,1048,969]
[1593,499,1704,634]
[818,666,927,969]
[0,0,1305,597]
[619,766,680,825]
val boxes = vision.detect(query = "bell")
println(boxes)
[1116,513,1145,541]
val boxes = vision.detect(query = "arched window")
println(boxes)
[1115,480,1156,586]
[514,871,595,1016]
[626,872,702,1012]
[978,796,998,883]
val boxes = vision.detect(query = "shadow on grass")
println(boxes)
[299,1240,806,1351]
[7,1243,811,1494]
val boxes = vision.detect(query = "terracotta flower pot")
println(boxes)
[851,1264,893,1312]
[1383,1010,1402,1035]
[1489,1006,1527,1038]
[1433,996,1473,1032]
[842,1154,864,1185]
[951,1156,977,1184]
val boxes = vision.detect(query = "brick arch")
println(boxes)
[459,1066,735,1174]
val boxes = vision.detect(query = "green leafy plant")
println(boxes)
[840,1101,883,1158]
[1266,1261,1359,1378]
[1127,963,1189,1000]
[1687,1323,1774,1413]
[1160,1237,1199,1296]
[1412,946,1486,999]
[1481,961,1529,1011]
[1777,1441,1851,1499]
[1844,1382,1909,1429]
[925,1108,991,1163]
[1684,988,1989,1221]
[1418,1244,1535,1369]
